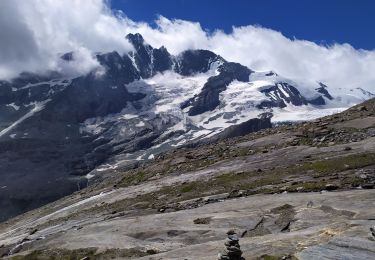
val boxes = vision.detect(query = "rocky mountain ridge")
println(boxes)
[0,33,373,222]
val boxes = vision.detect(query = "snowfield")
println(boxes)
[78,68,374,173]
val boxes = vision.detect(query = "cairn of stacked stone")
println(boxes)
[218,230,244,260]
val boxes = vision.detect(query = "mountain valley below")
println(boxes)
[1,95,375,259]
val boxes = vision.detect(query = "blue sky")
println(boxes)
[111,0,374,50]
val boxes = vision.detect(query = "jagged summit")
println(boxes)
[60,52,74,62]
[176,49,225,76]
[316,82,334,100]
[126,32,145,46]
[126,33,174,77]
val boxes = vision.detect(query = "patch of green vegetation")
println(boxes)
[210,153,375,194]
[230,147,252,157]
[296,137,313,146]
[341,176,363,187]
[299,153,375,175]
[212,171,280,189]
[240,176,283,190]
[261,256,280,260]
[154,170,284,199]
[286,181,328,192]
[36,152,375,231]
[118,170,148,187]
[213,172,242,185]
[180,183,196,193]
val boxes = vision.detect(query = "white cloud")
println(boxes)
[0,0,374,94]
[138,21,375,92]
[0,0,133,79]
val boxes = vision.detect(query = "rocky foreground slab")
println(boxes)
[1,190,375,259]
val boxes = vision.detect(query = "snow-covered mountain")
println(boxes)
[0,33,373,221]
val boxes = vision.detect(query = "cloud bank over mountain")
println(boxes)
[0,0,374,92]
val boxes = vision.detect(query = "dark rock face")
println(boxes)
[258,83,307,109]
[152,46,173,72]
[175,49,224,76]
[185,62,252,116]
[46,74,144,123]
[256,82,331,108]
[60,52,74,61]
[0,56,148,221]
[126,33,173,77]
[10,72,61,87]
[308,95,326,106]
[0,137,92,222]
[265,71,278,76]
[209,117,272,142]
[0,49,150,221]
[96,51,140,85]
[317,82,334,100]
[126,33,153,78]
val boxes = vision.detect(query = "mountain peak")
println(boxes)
[126,33,145,47]
[317,82,334,100]
[60,52,74,62]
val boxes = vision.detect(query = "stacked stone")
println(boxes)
[218,230,244,260]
